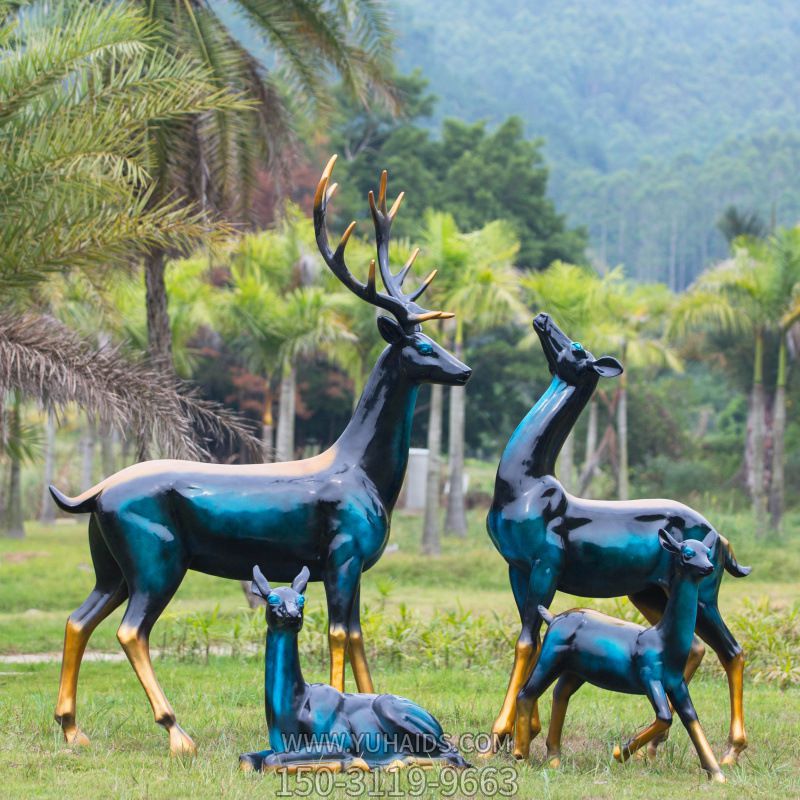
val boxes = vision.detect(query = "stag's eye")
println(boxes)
[571,342,583,351]
[416,342,434,355]
[267,594,281,605]
[296,596,305,607]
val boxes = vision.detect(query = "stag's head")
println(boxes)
[658,528,718,580]
[314,156,471,387]
[532,312,623,388]
[251,565,309,632]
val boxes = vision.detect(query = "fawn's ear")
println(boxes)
[377,316,404,345]
[291,565,310,594]
[702,530,719,551]
[658,527,681,555]
[251,565,272,599]
[592,355,623,378]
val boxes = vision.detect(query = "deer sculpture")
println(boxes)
[48,155,471,756]
[240,565,470,772]
[514,529,726,783]
[486,312,751,765]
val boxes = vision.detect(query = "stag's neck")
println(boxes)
[498,376,595,487]
[336,346,419,510]
[656,577,701,675]
[264,629,305,742]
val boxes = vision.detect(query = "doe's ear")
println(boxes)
[592,355,623,378]
[658,527,681,555]
[377,315,405,345]
[291,565,311,594]
[251,565,272,599]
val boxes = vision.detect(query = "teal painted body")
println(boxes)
[240,567,470,771]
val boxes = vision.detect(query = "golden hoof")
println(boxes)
[612,744,624,763]
[711,771,727,784]
[720,741,746,766]
[385,759,407,772]
[347,758,370,772]
[169,724,197,757]
[546,754,561,769]
[239,759,254,772]
[64,726,91,748]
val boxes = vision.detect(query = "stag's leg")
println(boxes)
[668,681,726,783]
[490,561,558,751]
[347,584,373,693]
[545,673,584,767]
[629,587,706,757]
[694,601,747,764]
[55,516,127,746]
[324,552,362,692]
[613,679,672,763]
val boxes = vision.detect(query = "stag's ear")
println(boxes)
[377,316,405,345]
[251,565,272,599]
[592,356,623,378]
[291,566,311,594]
[702,530,719,551]
[658,527,681,555]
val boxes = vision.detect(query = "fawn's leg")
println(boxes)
[545,673,583,767]
[668,681,725,783]
[513,654,560,760]
[614,679,672,762]
[347,584,373,693]
[55,517,127,746]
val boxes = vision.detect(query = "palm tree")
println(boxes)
[430,215,526,536]
[136,0,397,370]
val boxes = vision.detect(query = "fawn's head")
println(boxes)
[658,528,717,579]
[250,565,309,632]
[314,155,471,388]
[533,312,622,388]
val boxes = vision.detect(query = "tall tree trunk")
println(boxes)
[579,397,599,496]
[275,364,296,462]
[444,330,467,537]
[144,249,173,371]
[558,430,575,490]
[100,423,116,477]
[768,335,786,533]
[5,394,24,538]
[617,369,629,501]
[422,384,443,555]
[81,417,95,489]
[749,330,767,533]
[261,385,274,463]
[39,409,56,523]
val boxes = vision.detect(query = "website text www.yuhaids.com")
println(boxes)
[278,731,504,755]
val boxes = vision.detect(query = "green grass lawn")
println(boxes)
[1,507,799,798]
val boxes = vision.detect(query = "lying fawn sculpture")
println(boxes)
[514,529,726,783]
[48,155,471,755]
[487,313,750,763]
[240,565,470,772]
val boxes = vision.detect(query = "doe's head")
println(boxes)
[250,565,310,632]
[658,528,718,579]
[533,312,622,388]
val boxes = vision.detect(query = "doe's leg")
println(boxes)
[347,584,374,693]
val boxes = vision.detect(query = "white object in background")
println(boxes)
[403,447,429,510]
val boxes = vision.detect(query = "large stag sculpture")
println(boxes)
[49,156,471,756]
[486,313,750,765]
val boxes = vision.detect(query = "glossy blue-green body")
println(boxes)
[240,572,469,771]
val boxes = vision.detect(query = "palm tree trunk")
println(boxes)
[81,417,95,489]
[5,394,24,538]
[422,384,443,555]
[100,424,117,477]
[768,335,786,533]
[559,431,575,490]
[275,365,296,462]
[750,330,767,533]
[579,397,599,496]
[261,386,274,463]
[444,332,467,537]
[39,409,56,523]
[144,248,173,371]
[617,373,629,501]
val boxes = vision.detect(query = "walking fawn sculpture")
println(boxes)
[487,312,751,764]
[240,565,470,772]
[514,529,727,783]
[48,155,471,755]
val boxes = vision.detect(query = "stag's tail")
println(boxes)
[719,534,751,578]
[49,484,101,514]
[538,605,555,626]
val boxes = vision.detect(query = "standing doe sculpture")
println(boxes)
[240,565,470,772]
[487,312,750,764]
[514,529,726,783]
[48,155,471,755]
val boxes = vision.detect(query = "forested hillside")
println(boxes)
[394,0,800,285]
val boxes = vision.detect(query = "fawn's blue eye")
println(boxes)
[267,594,280,605]
[682,547,696,559]
[571,342,583,351]
[416,342,434,355]
[296,596,305,607]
